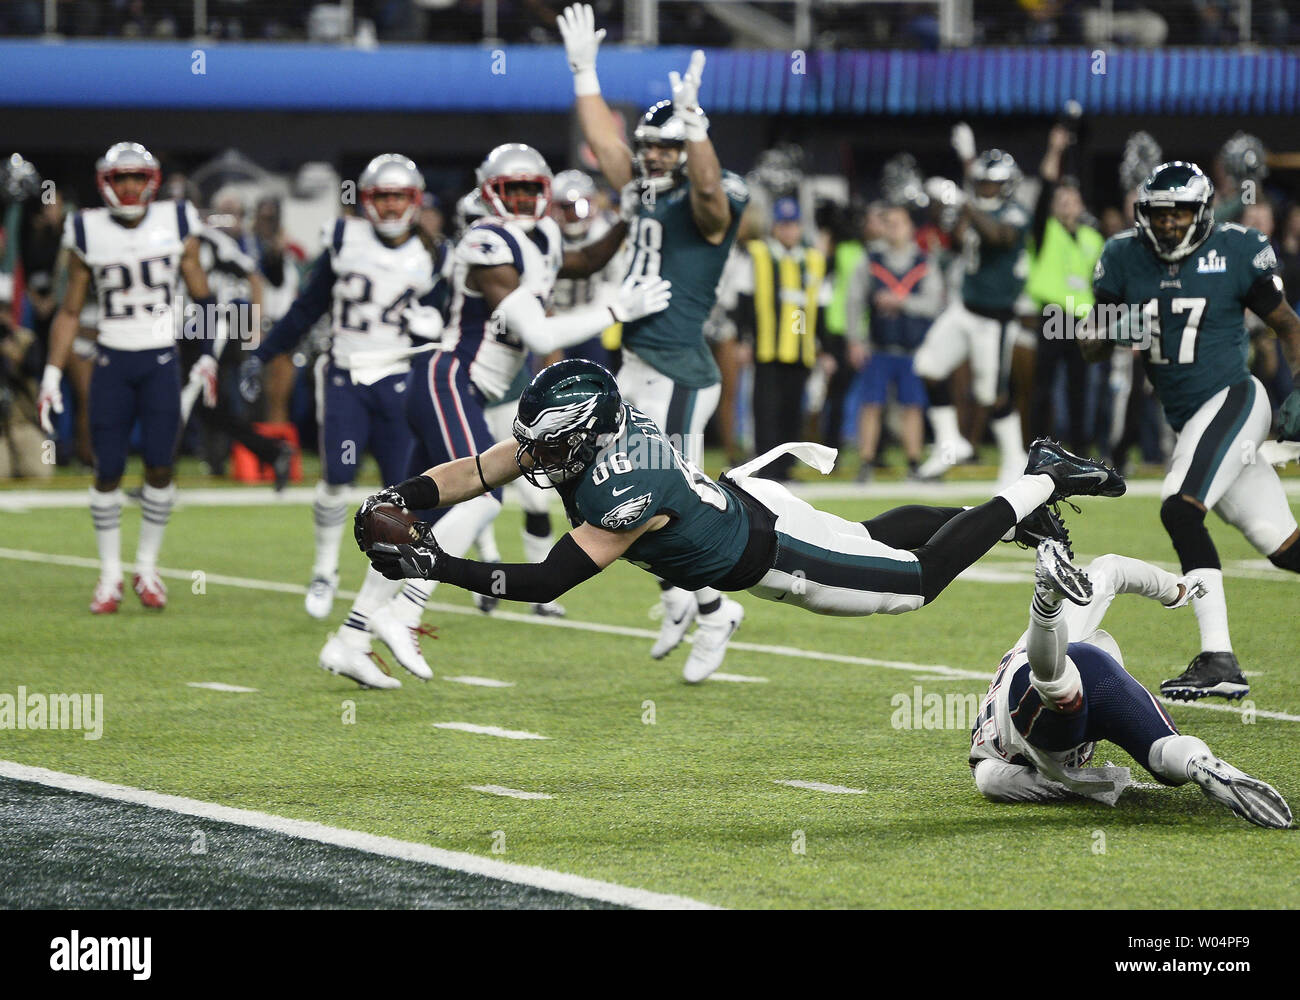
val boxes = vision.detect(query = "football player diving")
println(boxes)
[558,3,754,677]
[970,539,1291,829]
[354,358,1126,688]
[1080,161,1300,702]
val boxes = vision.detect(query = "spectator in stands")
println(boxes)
[0,274,51,478]
[844,204,942,481]
[1277,204,1300,309]
[19,188,65,349]
[736,198,831,481]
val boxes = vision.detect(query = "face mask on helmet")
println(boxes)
[96,142,162,221]
[477,144,553,231]
[359,154,424,241]
[968,151,1019,212]
[1134,161,1215,262]
[634,101,688,194]
[512,361,625,488]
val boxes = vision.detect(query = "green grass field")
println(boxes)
[2,461,1298,908]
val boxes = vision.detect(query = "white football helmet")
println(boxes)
[551,169,598,240]
[96,142,162,221]
[359,153,424,240]
[967,149,1020,211]
[477,144,552,231]
[454,188,488,238]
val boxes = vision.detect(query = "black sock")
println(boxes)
[1160,496,1220,573]
[697,597,721,615]
[1269,542,1300,573]
[864,506,965,549]
[914,498,1017,603]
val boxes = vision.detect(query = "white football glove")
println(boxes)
[606,276,671,323]
[951,122,976,162]
[670,50,709,142]
[403,304,445,342]
[557,3,605,96]
[619,180,647,223]
[37,364,64,436]
[924,176,965,208]
[1164,574,1208,610]
[188,354,219,409]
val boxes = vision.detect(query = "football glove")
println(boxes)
[606,275,672,324]
[557,3,605,96]
[1164,574,1207,609]
[402,304,445,341]
[238,356,263,404]
[1279,387,1300,442]
[619,179,646,224]
[353,487,410,551]
[188,354,219,409]
[37,364,64,436]
[368,538,443,581]
[669,50,709,142]
[951,122,976,162]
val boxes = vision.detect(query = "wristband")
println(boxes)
[395,474,441,510]
[573,68,601,97]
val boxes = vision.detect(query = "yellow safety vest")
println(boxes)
[748,238,826,367]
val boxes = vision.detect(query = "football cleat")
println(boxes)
[132,571,168,610]
[651,588,698,659]
[1024,438,1126,502]
[913,436,975,482]
[1160,651,1249,701]
[1011,503,1074,557]
[1187,753,1292,829]
[531,601,566,618]
[304,573,338,620]
[90,578,124,615]
[368,604,435,680]
[271,442,294,493]
[319,635,401,690]
[683,598,745,684]
[1034,539,1093,607]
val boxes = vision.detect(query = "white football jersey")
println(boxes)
[64,200,200,351]
[442,215,564,403]
[324,217,438,381]
[551,213,621,312]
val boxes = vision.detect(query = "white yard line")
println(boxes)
[775,780,868,794]
[466,785,553,801]
[443,676,516,688]
[709,673,769,683]
[186,682,258,693]
[4,547,1298,723]
[433,722,550,741]
[0,760,713,909]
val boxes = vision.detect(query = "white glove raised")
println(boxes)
[188,354,219,409]
[670,50,709,142]
[557,3,605,96]
[606,276,671,324]
[1164,574,1208,610]
[924,176,965,208]
[37,364,64,436]
[403,304,445,342]
[951,122,976,162]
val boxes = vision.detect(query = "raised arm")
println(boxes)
[558,4,634,189]
[671,50,731,244]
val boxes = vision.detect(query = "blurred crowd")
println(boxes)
[3,124,1299,482]
[2,0,1295,47]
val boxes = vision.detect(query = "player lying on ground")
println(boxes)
[354,358,1125,685]
[970,539,1291,828]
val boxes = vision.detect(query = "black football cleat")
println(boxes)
[1013,503,1074,558]
[1024,438,1126,502]
[271,442,294,493]
[1160,651,1250,701]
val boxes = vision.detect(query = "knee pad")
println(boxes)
[524,511,551,538]
[1269,541,1300,574]
[1160,495,1220,572]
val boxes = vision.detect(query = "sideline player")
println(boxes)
[38,142,221,613]
[356,359,1124,688]
[558,3,752,669]
[970,539,1291,828]
[1081,161,1300,700]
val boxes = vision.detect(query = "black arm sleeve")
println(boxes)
[435,532,601,604]
[1090,288,1124,339]
[1030,178,1053,250]
[1244,272,1286,320]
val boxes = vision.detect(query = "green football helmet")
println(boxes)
[1134,161,1215,262]
[513,359,626,488]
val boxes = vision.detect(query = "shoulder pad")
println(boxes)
[62,211,86,256]
[457,223,523,271]
[180,199,202,240]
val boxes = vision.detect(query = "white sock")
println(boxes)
[929,405,961,445]
[312,481,349,579]
[991,412,1026,460]
[389,495,502,627]
[135,482,177,573]
[394,579,436,628]
[89,487,125,584]
[340,566,404,650]
[1191,568,1232,652]
[521,528,553,564]
[476,523,502,563]
[695,586,722,609]
[1148,734,1211,786]
[996,474,1055,523]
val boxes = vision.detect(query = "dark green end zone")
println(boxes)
[0,779,622,910]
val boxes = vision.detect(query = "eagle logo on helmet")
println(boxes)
[1134,161,1215,262]
[633,101,690,194]
[513,359,624,488]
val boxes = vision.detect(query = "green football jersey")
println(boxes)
[558,404,751,590]
[620,171,750,389]
[961,198,1030,311]
[1093,223,1278,429]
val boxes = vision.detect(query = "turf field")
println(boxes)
[2,460,1298,909]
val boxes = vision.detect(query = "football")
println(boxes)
[359,503,421,549]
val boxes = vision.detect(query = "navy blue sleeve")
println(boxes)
[255,251,336,361]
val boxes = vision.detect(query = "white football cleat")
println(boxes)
[1188,753,1292,829]
[531,601,566,618]
[683,598,745,684]
[319,634,401,690]
[368,604,434,680]
[650,588,697,659]
[305,573,338,619]
[914,436,974,481]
